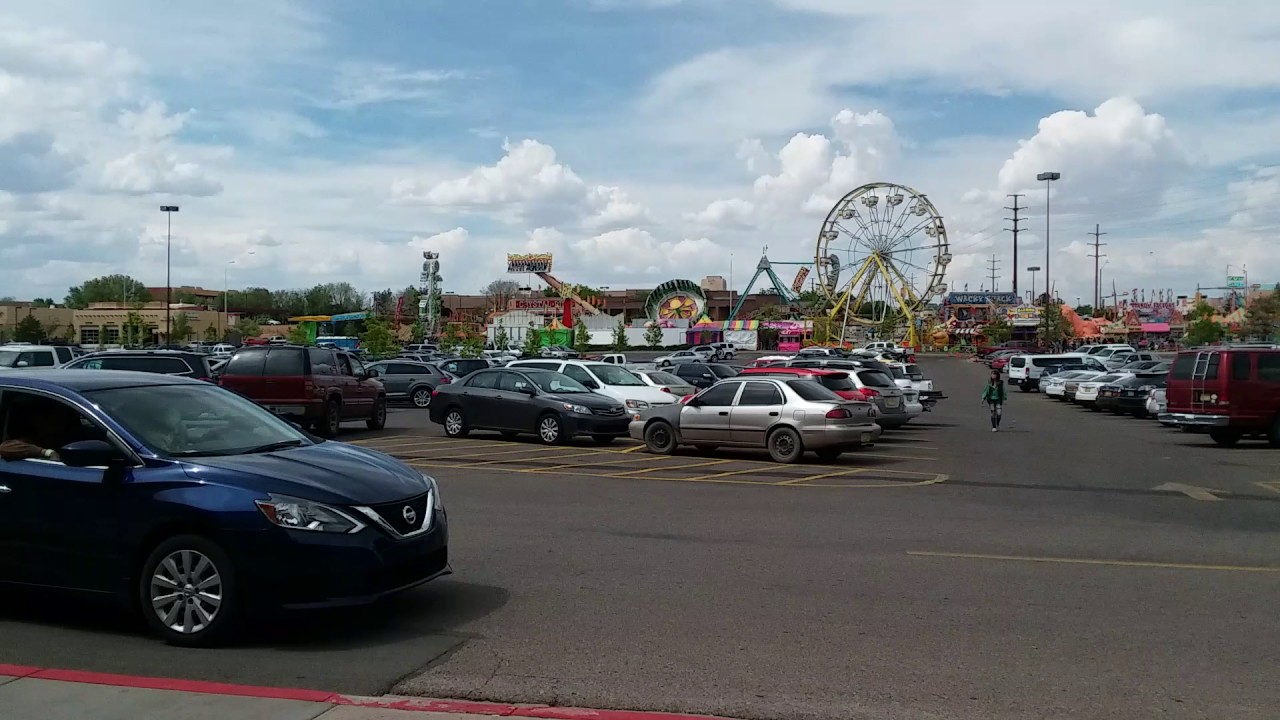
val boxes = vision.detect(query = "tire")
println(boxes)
[1209,428,1241,446]
[767,426,804,464]
[592,435,616,445]
[815,447,843,462]
[366,397,387,430]
[1019,383,1031,393]
[1133,408,1149,419]
[537,413,565,445]
[411,386,432,408]
[314,399,341,437]
[138,535,239,647]
[442,407,469,438]
[644,421,677,454]
[693,444,719,453]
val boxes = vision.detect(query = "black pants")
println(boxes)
[989,402,1003,428]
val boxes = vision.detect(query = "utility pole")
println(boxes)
[1088,224,1107,311]
[1003,194,1025,295]
[987,254,1001,292]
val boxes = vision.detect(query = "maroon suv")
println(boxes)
[218,345,386,436]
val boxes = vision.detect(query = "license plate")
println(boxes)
[885,397,899,408]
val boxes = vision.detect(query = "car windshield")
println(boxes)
[528,372,590,393]
[84,384,312,457]
[889,367,906,379]
[708,364,738,378]
[0,351,24,367]
[787,379,842,402]
[857,370,897,388]
[588,364,645,386]
[648,371,684,385]
[818,374,856,391]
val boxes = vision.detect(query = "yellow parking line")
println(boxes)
[527,455,677,472]
[608,459,734,476]
[619,444,647,453]
[1257,481,1280,495]
[907,550,1280,573]
[678,465,785,481]
[414,447,623,467]
[847,452,937,462]
[410,445,596,462]
[775,468,869,485]
[354,437,468,451]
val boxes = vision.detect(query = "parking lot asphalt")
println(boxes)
[3,357,1279,720]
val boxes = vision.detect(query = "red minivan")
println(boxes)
[1164,348,1280,446]
[218,345,386,436]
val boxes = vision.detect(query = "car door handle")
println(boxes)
[0,485,10,494]
[768,412,779,416]
[718,411,728,416]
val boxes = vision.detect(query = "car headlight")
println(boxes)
[422,473,443,510]
[255,493,365,533]
[562,402,592,414]
[626,399,650,409]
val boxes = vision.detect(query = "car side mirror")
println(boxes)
[15,361,28,368]
[59,439,126,468]
[365,368,380,377]
[583,379,600,389]
[522,386,537,396]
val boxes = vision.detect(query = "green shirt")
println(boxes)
[981,381,1007,404]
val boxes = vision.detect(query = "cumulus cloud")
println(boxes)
[0,131,82,193]
[100,102,222,196]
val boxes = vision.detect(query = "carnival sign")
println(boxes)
[946,291,1020,306]
[507,253,553,274]
[1227,275,1246,289]
[507,297,563,313]
[791,267,810,293]
[1002,305,1042,327]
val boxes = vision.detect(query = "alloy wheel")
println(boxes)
[150,550,222,636]
[445,410,463,435]
[413,389,432,408]
[539,416,560,443]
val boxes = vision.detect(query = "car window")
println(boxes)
[223,349,268,376]
[387,362,421,374]
[787,379,842,402]
[467,371,500,389]
[562,365,595,385]
[54,347,73,363]
[263,347,305,376]
[1,391,112,457]
[307,348,335,374]
[347,355,366,376]
[515,361,560,371]
[1231,352,1252,381]
[105,356,194,375]
[694,382,740,406]
[737,382,782,406]
[648,371,683,386]
[856,370,896,388]
[707,365,739,378]
[1257,354,1280,383]
[819,373,856,391]
[589,365,645,385]
[528,371,590,393]
[1091,374,1122,383]
[86,384,310,457]
[1010,357,1026,368]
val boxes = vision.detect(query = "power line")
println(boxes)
[1003,193,1025,294]
[1088,223,1107,310]
[987,253,1001,292]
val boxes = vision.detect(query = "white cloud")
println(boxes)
[0,131,82,193]
[328,62,465,109]
[409,227,471,255]
[99,102,223,196]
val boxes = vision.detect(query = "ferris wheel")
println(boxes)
[815,182,951,338]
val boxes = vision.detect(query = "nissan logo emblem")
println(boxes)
[402,505,417,525]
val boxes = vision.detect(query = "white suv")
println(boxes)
[1006,354,1091,391]
[0,344,73,369]
[508,359,677,410]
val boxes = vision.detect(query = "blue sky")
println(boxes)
[2,0,1279,307]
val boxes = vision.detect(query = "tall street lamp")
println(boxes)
[223,252,255,340]
[160,205,180,345]
[1035,172,1060,304]
[1027,265,1041,301]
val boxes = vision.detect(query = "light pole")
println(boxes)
[1028,265,1041,302]
[160,205,180,345]
[222,252,254,341]
[1036,172,1060,305]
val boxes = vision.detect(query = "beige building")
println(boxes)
[0,301,234,346]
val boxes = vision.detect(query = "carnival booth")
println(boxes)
[686,315,722,345]
[767,321,810,352]
[722,320,760,351]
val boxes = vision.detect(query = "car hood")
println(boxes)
[180,441,429,506]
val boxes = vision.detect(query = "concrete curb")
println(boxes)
[0,664,734,720]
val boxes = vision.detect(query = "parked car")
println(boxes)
[740,367,872,402]
[62,349,217,381]
[0,343,73,369]
[670,362,740,390]
[430,367,629,444]
[365,360,453,408]
[217,345,386,436]
[654,350,702,367]
[1095,374,1167,416]
[633,369,697,398]
[631,376,880,463]
[1162,348,1280,446]
[0,370,448,645]
[1147,387,1169,421]
[1042,370,1102,399]
[539,345,579,359]
[508,359,677,410]
[1073,373,1133,408]
[1007,353,1096,391]
[709,342,736,360]
[433,357,491,378]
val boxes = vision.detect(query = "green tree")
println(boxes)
[1037,303,1074,346]
[1183,301,1227,346]
[644,323,663,349]
[523,322,542,356]
[573,318,591,353]
[286,324,310,345]
[13,315,43,343]
[61,324,76,343]
[122,312,146,346]
[611,317,630,351]
[1241,285,1280,341]
[494,321,509,350]
[31,298,55,308]
[169,312,193,343]
[439,323,462,352]
[359,317,400,358]
[234,317,261,340]
[985,317,1013,344]
[1073,304,1094,317]
[203,325,220,343]
[65,274,150,309]
[459,332,484,358]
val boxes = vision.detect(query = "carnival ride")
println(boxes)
[419,251,441,337]
[814,182,951,347]
[645,279,707,321]
[727,253,805,320]
[507,253,602,316]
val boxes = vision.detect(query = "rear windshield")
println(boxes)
[263,347,306,375]
[857,370,896,388]
[1010,357,1026,368]
[787,379,841,402]
[647,371,683,385]
[904,364,921,375]
[1171,353,1218,380]
[888,367,906,379]
[222,348,268,376]
[817,374,856,391]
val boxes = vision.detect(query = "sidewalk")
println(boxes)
[0,665,735,720]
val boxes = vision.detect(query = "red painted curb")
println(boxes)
[0,664,736,719]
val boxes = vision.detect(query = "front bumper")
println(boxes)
[800,422,881,449]
[232,508,450,610]
[1160,413,1231,427]
[565,413,631,437]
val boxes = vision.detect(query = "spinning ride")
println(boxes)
[815,182,951,345]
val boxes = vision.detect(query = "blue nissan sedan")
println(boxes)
[0,370,449,646]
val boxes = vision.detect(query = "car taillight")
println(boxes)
[440,376,451,384]
[861,388,880,397]
[825,408,852,419]
[680,394,693,404]
[662,386,672,393]
[432,390,440,397]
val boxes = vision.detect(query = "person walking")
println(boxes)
[981,370,1007,432]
